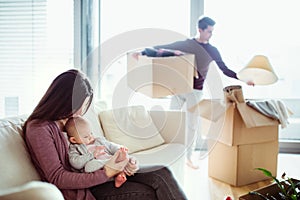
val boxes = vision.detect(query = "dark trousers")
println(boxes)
[90,166,187,200]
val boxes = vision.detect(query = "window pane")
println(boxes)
[100,0,190,109]
[205,0,300,99]
[0,0,74,118]
[205,0,300,144]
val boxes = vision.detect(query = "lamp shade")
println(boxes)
[237,55,278,85]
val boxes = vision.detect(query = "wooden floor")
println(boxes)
[182,152,300,200]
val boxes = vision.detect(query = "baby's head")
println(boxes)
[65,116,95,145]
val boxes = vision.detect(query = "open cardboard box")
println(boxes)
[191,99,279,146]
[196,99,280,186]
[127,52,195,98]
[208,140,278,186]
[192,86,282,186]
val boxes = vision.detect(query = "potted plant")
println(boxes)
[239,168,300,200]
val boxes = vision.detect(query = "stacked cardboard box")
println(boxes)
[127,52,195,98]
[191,91,280,186]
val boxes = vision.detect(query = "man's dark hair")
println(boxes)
[198,16,216,30]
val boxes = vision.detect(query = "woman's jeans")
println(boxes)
[90,166,187,200]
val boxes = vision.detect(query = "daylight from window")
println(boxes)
[0,0,73,118]
[100,0,190,109]
[205,0,300,142]
[205,0,300,99]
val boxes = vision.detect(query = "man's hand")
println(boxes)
[246,80,255,86]
[131,52,141,60]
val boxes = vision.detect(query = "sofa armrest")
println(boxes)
[150,110,186,145]
[0,181,64,200]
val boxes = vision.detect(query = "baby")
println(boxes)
[65,116,136,187]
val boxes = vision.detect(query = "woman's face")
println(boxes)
[73,97,90,117]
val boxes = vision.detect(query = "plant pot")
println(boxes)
[239,179,300,200]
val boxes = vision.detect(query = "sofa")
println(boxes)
[0,102,186,199]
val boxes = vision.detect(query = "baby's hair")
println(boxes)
[65,117,88,138]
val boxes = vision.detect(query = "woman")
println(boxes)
[23,69,187,200]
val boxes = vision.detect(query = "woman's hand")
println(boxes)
[124,156,139,176]
[103,165,122,178]
[103,151,128,178]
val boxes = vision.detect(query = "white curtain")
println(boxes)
[0,0,74,118]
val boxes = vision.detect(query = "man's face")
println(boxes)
[199,25,214,43]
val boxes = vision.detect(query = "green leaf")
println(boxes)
[255,168,275,178]
[287,178,296,196]
[290,194,297,200]
[293,181,300,188]
[255,168,287,196]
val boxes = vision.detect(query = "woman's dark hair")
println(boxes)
[198,16,216,30]
[24,69,93,131]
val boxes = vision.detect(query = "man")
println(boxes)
[141,16,254,169]
[194,16,238,80]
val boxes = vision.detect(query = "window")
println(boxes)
[205,0,300,99]
[0,0,74,118]
[100,0,190,109]
[205,0,300,150]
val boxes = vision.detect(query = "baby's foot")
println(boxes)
[116,148,128,163]
[115,172,127,188]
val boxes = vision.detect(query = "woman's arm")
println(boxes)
[25,121,111,190]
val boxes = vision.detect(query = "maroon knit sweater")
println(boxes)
[25,120,109,200]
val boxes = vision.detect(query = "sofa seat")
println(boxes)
[0,103,186,199]
[132,143,185,185]
[0,115,64,199]
[0,181,64,200]
[0,115,41,189]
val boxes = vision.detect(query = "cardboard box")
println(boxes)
[192,99,279,146]
[208,140,278,186]
[127,53,195,98]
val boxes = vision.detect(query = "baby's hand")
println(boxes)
[93,146,106,158]
[95,146,105,151]
[93,150,102,158]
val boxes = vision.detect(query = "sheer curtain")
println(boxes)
[205,0,300,99]
[99,0,190,109]
[205,0,300,150]
[0,0,74,118]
